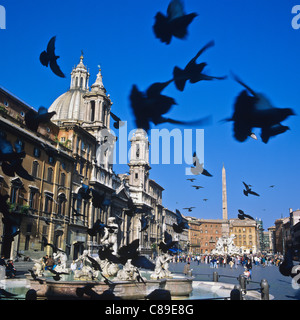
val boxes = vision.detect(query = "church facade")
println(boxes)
[0,55,173,260]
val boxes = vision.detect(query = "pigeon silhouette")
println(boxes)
[237,209,254,220]
[191,152,213,176]
[41,236,66,254]
[130,80,211,131]
[183,206,195,212]
[0,134,25,162]
[279,248,294,277]
[153,0,197,44]
[242,181,260,197]
[118,239,155,270]
[192,185,203,190]
[172,209,189,233]
[25,106,56,132]
[140,215,149,232]
[40,36,65,78]
[1,139,34,181]
[225,73,295,142]
[110,112,125,129]
[49,269,69,281]
[173,40,227,91]
[158,231,178,253]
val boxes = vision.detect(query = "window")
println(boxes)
[48,156,54,164]
[90,101,95,122]
[32,161,39,178]
[10,186,18,204]
[57,193,66,216]
[60,173,66,186]
[44,194,53,214]
[33,147,41,158]
[135,173,138,179]
[47,167,53,183]
[29,189,38,210]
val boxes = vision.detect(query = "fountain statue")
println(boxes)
[116,259,141,281]
[211,234,241,255]
[31,258,44,277]
[150,252,173,280]
[74,250,100,280]
[53,250,69,273]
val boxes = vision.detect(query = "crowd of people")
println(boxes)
[172,253,284,280]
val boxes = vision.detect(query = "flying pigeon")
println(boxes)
[153,0,197,44]
[40,36,65,78]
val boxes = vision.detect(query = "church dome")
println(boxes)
[48,54,113,133]
[48,54,90,123]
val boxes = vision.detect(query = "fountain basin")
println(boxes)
[26,273,193,300]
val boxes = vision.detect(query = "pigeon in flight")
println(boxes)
[191,152,213,176]
[173,40,227,91]
[173,209,189,233]
[183,207,195,212]
[140,215,149,232]
[130,80,211,131]
[237,209,254,220]
[117,239,155,270]
[192,185,203,190]
[186,178,196,182]
[1,139,34,181]
[242,181,260,197]
[48,269,69,281]
[25,106,56,132]
[41,236,66,254]
[225,73,295,142]
[40,36,65,78]
[110,112,125,129]
[0,134,25,162]
[158,231,178,253]
[153,0,197,45]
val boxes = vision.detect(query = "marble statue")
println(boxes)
[74,250,99,280]
[31,258,44,277]
[53,250,69,273]
[212,234,241,255]
[151,253,172,280]
[116,259,140,281]
[94,254,119,278]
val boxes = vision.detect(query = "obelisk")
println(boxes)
[222,164,229,237]
[222,164,228,220]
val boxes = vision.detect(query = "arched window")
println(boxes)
[80,77,83,89]
[57,193,66,216]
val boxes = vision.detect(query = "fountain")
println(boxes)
[25,220,193,300]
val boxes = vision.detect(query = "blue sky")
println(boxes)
[1,0,300,229]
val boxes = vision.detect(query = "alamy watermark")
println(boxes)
[95,122,205,176]
[292,5,300,29]
[0,5,5,29]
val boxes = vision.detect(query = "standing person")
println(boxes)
[70,260,77,273]
[245,258,252,279]
[0,256,6,267]
[183,262,191,275]
[5,260,16,278]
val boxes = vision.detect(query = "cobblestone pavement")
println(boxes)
[4,259,300,300]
